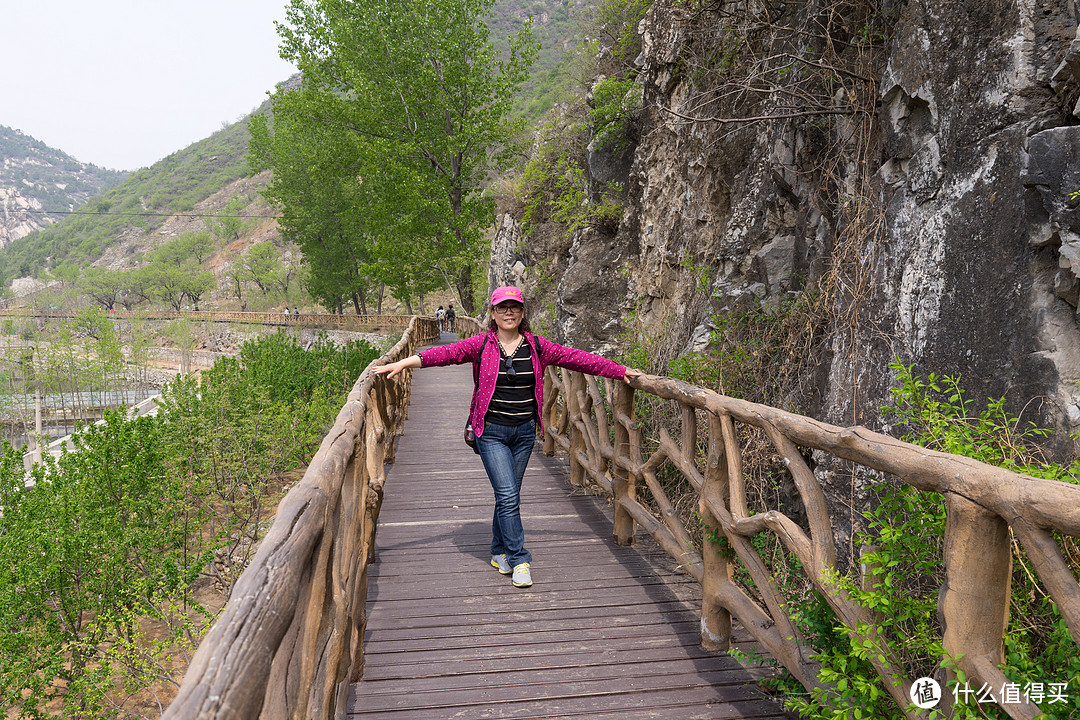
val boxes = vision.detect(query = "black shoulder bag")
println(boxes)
[464,337,487,454]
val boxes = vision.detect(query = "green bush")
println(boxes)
[588,76,641,152]
[755,362,1080,719]
[0,330,381,716]
[0,413,200,718]
[237,331,380,405]
[517,119,624,235]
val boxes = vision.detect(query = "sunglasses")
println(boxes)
[494,304,524,315]
[502,355,517,378]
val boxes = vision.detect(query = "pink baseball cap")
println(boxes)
[490,286,525,306]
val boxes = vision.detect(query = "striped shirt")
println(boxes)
[485,341,537,426]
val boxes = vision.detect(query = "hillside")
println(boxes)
[0,1,576,294]
[0,106,265,285]
[0,126,125,249]
[0,96,307,313]
[489,0,586,119]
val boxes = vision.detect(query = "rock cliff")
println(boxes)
[496,0,1080,462]
[0,125,124,248]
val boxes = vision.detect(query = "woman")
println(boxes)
[373,286,640,588]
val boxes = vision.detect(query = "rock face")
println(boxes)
[832,1,1080,443]
[495,0,1080,465]
[0,125,124,248]
[0,187,48,247]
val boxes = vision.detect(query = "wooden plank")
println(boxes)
[349,693,786,720]
[361,644,745,681]
[360,658,751,695]
[354,669,763,712]
[349,361,792,720]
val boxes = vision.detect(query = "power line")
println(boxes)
[16,208,337,220]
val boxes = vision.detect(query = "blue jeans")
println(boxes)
[476,420,536,568]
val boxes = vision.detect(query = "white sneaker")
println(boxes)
[512,562,532,588]
[490,554,512,575]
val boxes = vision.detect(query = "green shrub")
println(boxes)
[588,76,640,150]
[0,329,382,716]
[516,120,624,235]
[237,330,379,405]
[757,362,1080,719]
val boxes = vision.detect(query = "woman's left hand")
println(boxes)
[623,368,642,383]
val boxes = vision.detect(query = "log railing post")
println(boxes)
[566,370,586,488]
[611,381,636,546]
[938,493,1043,718]
[542,367,559,456]
[700,413,732,650]
[939,493,1011,666]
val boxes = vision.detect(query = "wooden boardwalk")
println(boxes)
[348,344,793,720]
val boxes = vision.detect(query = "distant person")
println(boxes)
[445,304,456,333]
[436,305,446,333]
[373,286,641,589]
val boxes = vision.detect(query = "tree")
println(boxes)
[226,266,246,308]
[52,262,81,287]
[268,0,538,314]
[128,261,213,311]
[128,266,160,306]
[184,230,217,264]
[145,262,189,311]
[240,242,283,296]
[153,232,217,267]
[371,229,445,314]
[80,266,124,311]
[205,198,246,242]
[153,237,192,268]
[181,263,216,309]
[0,414,200,718]
[250,102,384,314]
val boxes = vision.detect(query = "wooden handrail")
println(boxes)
[453,316,484,337]
[0,308,420,330]
[161,318,1074,720]
[161,316,439,720]
[542,369,1080,720]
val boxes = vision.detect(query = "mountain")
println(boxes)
[0,95,273,282]
[0,80,306,313]
[490,0,584,119]
[0,0,576,294]
[0,126,125,248]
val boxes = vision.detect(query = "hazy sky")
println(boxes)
[2,0,297,171]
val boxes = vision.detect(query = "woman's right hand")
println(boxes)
[372,355,420,379]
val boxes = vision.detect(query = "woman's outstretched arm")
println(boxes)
[537,336,640,383]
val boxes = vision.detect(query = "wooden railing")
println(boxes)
[0,308,418,332]
[161,316,438,720]
[159,315,1076,720]
[541,369,1080,720]
[452,316,483,337]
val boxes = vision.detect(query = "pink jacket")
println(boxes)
[418,330,627,437]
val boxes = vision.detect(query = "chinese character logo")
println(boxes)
[911,677,942,709]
